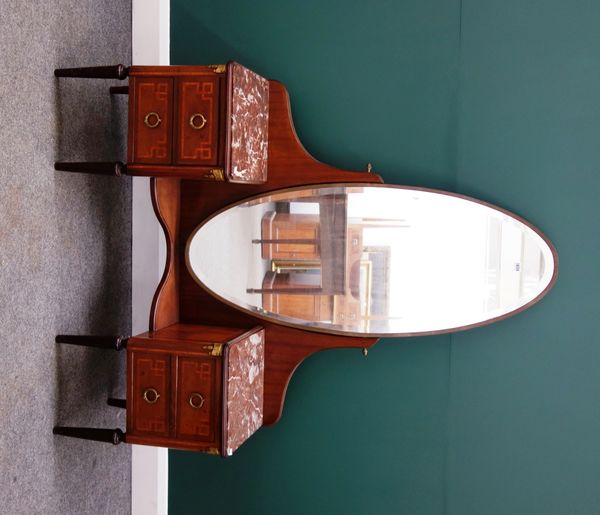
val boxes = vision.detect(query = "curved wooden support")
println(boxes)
[262,325,378,425]
[149,177,180,331]
[265,80,384,186]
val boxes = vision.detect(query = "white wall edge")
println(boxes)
[131,1,170,514]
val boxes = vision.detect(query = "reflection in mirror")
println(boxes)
[186,185,557,336]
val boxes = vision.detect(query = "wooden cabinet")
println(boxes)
[126,324,264,456]
[129,74,221,167]
[54,62,269,183]
[126,63,269,183]
[127,67,224,180]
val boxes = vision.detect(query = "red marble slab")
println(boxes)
[225,62,269,184]
[224,328,265,455]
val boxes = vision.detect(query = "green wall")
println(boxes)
[170,1,600,513]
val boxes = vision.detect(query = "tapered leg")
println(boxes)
[53,426,126,445]
[107,398,126,409]
[54,64,129,80]
[109,86,129,95]
[54,161,126,177]
[55,335,128,351]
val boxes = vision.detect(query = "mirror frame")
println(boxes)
[186,182,559,338]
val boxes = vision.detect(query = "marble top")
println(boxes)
[226,62,269,184]
[224,328,265,455]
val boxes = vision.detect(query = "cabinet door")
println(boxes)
[174,77,220,165]
[131,78,173,164]
[130,352,170,437]
[175,356,220,443]
[262,212,321,260]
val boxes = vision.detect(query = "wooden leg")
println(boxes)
[54,161,126,177]
[54,64,129,80]
[109,86,129,95]
[107,398,126,409]
[53,426,126,445]
[55,335,128,351]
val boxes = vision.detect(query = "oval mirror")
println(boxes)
[186,184,558,336]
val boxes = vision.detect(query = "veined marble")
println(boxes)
[227,62,269,183]
[225,328,265,456]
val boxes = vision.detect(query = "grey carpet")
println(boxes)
[0,0,132,514]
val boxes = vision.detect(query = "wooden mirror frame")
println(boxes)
[183,182,558,338]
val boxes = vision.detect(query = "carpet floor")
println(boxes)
[0,0,132,513]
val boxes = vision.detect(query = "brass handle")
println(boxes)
[189,113,207,130]
[188,392,205,409]
[142,388,160,404]
[144,112,162,128]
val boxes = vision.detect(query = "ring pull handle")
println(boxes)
[142,388,160,404]
[188,392,205,409]
[189,113,207,130]
[144,112,162,129]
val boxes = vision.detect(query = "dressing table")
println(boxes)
[52,62,558,457]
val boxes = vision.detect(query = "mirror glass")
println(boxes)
[186,185,557,336]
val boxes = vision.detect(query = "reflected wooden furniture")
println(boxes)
[54,62,269,183]
[255,208,366,325]
[252,195,348,294]
[261,229,365,325]
[260,212,320,260]
[54,324,265,457]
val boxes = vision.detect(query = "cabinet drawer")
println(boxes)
[132,78,173,164]
[175,77,220,165]
[130,352,170,437]
[175,356,220,442]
